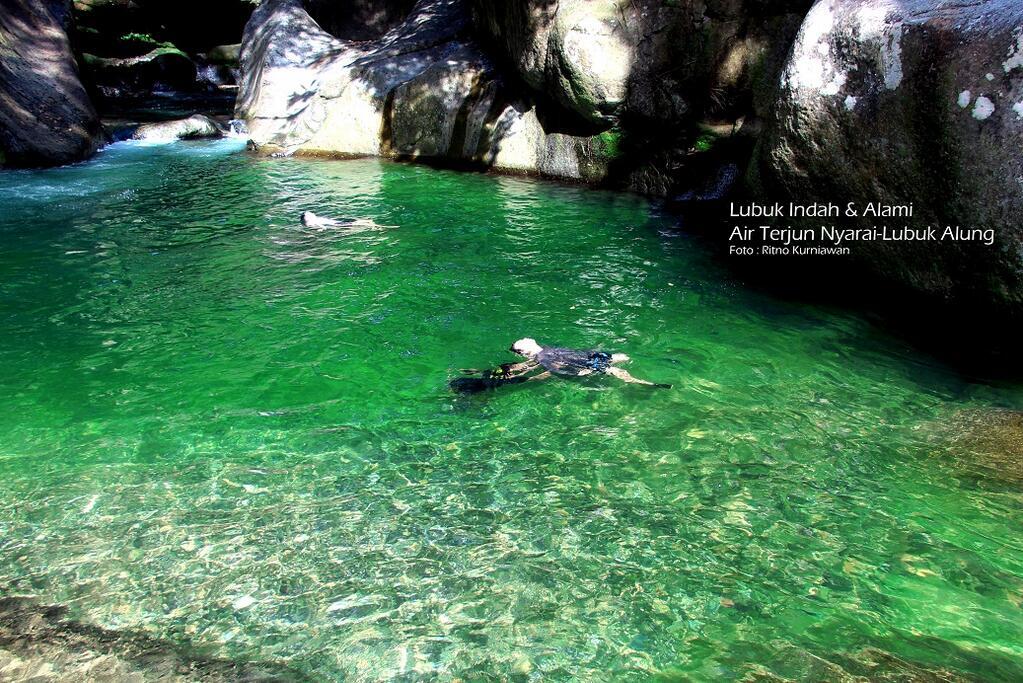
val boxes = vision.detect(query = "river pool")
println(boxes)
[0,139,1021,680]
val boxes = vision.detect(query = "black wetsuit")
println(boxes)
[536,347,613,376]
[449,364,531,394]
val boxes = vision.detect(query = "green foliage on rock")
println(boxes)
[598,129,623,160]
[693,133,715,153]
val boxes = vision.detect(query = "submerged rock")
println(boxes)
[751,0,1023,314]
[0,596,310,682]
[933,408,1023,485]
[130,114,226,141]
[0,0,101,167]
[236,0,610,181]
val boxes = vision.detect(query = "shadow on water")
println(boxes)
[662,205,1023,385]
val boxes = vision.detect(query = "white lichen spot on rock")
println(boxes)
[958,90,972,108]
[986,73,995,81]
[973,96,995,120]
[1004,29,1023,73]
[1013,101,1023,119]
[880,25,904,90]
[844,95,858,111]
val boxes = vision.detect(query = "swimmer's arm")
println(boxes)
[526,371,551,382]
[458,360,538,377]
[501,360,540,376]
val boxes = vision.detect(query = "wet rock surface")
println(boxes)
[0,0,102,167]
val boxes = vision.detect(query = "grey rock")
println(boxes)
[468,0,809,197]
[131,114,225,140]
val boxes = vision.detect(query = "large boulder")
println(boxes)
[0,0,101,167]
[236,0,611,181]
[751,0,1023,314]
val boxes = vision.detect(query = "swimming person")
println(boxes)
[301,211,345,228]
[300,211,393,230]
[450,338,671,393]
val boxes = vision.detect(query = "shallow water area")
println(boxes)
[1,139,1022,680]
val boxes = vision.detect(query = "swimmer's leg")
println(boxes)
[611,353,630,364]
[350,218,398,229]
[607,366,671,388]
[526,371,552,382]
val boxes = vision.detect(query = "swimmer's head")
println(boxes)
[510,338,542,357]
[301,211,316,222]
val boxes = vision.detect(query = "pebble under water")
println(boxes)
[0,139,1022,681]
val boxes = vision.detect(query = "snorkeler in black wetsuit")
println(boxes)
[449,338,671,393]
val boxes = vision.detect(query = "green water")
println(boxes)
[1,139,1022,681]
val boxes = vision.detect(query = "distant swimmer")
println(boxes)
[300,211,394,230]
[301,211,344,228]
[450,337,671,393]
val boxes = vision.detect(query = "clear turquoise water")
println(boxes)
[1,139,1022,681]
